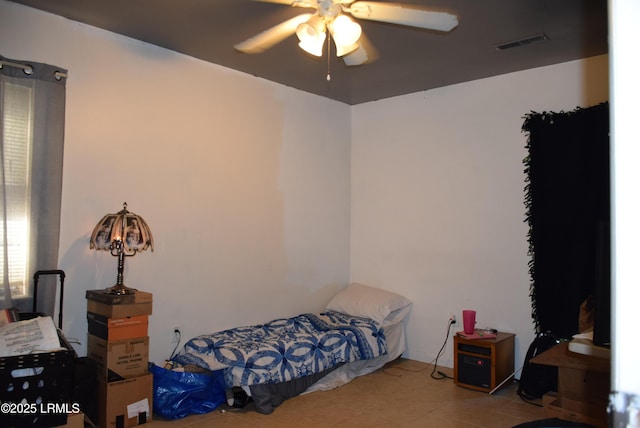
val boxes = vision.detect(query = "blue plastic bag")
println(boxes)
[149,362,226,420]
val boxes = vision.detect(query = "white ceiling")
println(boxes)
[7,0,608,104]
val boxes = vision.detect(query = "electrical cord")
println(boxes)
[169,329,182,360]
[430,319,455,380]
[382,360,429,377]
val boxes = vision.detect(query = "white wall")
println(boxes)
[351,55,609,369]
[1,1,352,363]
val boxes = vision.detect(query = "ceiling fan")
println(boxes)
[234,0,459,67]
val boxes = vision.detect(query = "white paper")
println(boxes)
[0,316,62,357]
[572,330,594,340]
[127,398,150,419]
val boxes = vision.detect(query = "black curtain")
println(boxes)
[522,102,609,340]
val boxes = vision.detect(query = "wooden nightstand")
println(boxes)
[454,332,515,393]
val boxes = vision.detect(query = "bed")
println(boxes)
[171,283,413,414]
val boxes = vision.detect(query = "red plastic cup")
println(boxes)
[463,310,476,334]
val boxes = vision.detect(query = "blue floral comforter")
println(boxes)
[172,310,387,387]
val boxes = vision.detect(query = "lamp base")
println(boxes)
[104,284,137,295]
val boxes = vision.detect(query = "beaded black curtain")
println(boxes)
[522,102,610,340]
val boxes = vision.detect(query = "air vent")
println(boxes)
[495,33,549,50]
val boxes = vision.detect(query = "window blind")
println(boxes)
[1,80,34,298]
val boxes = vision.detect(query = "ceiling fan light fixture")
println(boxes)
[296,15,326,56]
[298,32,326,56]
[335,41,359,57]
[330,15,362,48]
[296,15,324,41]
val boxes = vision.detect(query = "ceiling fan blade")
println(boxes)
[342,45,368,66]
[342,33,377,66]
[234,13,313,54]
[252,0,318,7]
[348,2,458,32]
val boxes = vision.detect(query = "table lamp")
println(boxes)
[89,202,154,295]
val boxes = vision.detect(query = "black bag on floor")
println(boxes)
[518,332,559,400]
[72,357,97,424]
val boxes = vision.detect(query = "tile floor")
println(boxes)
[146,358,547,427]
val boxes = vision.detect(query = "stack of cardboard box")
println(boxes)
[86,290,153,428]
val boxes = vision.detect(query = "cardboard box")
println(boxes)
[97,374,153,428]
[87,313,149,341]
[87,300,153,318]
[86,290,153,305]
[545,397,607,427]
[557,365,609,403]
[61,412,85,428]
[542,391,558,407]
[88,335,149,381]
[531,341,610,428]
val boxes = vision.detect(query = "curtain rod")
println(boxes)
[0,59,68,80]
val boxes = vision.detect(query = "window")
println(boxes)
[1,57,66,312]
[1,80,33,298]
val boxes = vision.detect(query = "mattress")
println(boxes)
[171,283,413,414]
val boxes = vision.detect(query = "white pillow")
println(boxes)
[326,283,412,326]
